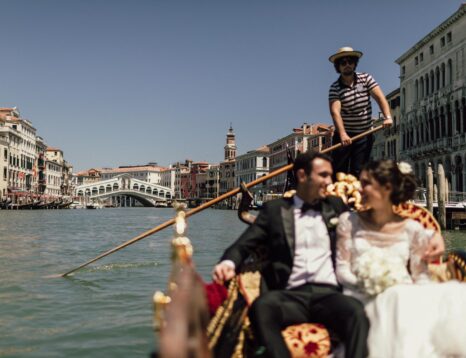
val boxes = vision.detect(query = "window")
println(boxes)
[429,45,434,54]
[415,56,418,65]
[402,66,406,75]
[447,32,452,43]
[441,37,445,47]
[420,53,424,61]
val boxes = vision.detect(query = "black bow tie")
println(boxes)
[301,201,322,214]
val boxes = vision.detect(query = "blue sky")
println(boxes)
[0,0,462,171]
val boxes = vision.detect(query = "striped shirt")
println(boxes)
[329,72,378,133]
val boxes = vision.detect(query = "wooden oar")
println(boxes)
[60,125,383,277]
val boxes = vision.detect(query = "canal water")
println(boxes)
[1,208,465,358]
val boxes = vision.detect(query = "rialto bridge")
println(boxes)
[74,174,174,207]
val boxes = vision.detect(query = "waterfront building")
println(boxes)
[0,108,38,195]
[100,164,165,184]
[62,161,73,196]
[219,126,237,199]
[75,168,102,186]
[190,162,209,201]
[45,147,64,197]
[205,165,220,199]
[396,4,466,191]
[0,127,8,198]
[306,124,334,152]
[195,170,207,201]
[235,145,270,202]
[160,166,176,193]
[36,136,47,195]
[172,160,191,200]
[372,89,401,161]
[267,123,331,193]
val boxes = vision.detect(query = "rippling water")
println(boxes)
[0,208,246,358]
[1,208,465,358]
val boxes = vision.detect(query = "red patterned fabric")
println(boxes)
[282,323,331,358]
[204,282,228,317]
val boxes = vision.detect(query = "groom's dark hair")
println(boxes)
[293,151,333,177]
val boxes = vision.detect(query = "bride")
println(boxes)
[336,159,466,357]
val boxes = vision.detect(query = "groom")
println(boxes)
[213,151,369,358]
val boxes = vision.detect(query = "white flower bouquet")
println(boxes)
[353,247,412,296]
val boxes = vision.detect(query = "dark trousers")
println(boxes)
[332,131,374,178]
[248,283,369,358]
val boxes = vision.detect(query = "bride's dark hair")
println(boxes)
[363,160,417,205]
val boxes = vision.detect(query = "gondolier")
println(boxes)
[328,46,392,176]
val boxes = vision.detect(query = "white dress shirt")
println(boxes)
[220,195,338,288]
[286,195,338,288]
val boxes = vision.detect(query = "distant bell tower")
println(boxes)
[224,124,237,161]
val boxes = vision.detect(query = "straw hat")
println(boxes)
[329,46,363,63]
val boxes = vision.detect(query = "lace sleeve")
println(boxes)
[336,212,359,287]
[408,222,432,283]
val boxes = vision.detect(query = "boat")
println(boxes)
[86,202,103,209]
[153,183,466,358]
[69,201,84,209]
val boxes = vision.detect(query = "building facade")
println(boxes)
[396,4,466,191]
[160,167,176,193]
[205,165,220,199]
[0,129,8,198]
[219,126,237,198]
[267,123,331,193]
[101,164,165,184]
[371,88,401,161]
[45,147,64,197]
[235,145,270,201]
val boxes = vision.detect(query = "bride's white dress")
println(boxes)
[336,211,466,358]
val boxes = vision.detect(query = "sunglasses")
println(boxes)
[338,58,356,66]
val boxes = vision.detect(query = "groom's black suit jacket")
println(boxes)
[221,195,348,290]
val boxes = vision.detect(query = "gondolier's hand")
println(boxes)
[382,117,393,128]
[340,132,352,146]
[423,232,445,262]
[212,260,236,283]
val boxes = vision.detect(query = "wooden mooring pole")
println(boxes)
[437,163,446,230]
[427,163,434,214]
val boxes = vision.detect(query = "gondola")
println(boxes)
[153,179,466,358]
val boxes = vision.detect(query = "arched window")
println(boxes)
[440,107,446,137]
[447,104,452,137]
[455,101,461,134]
[455,155,463,192]
[429,111,434,141]
[425,74,429,95]
[434,109,439,140]
[420,77,424,98]
[435,67,440,91]
[463,98,466,134]
[441,63,446,87]
[415,79,419,100]
[447,59,453,85]
[430,70,435,93]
